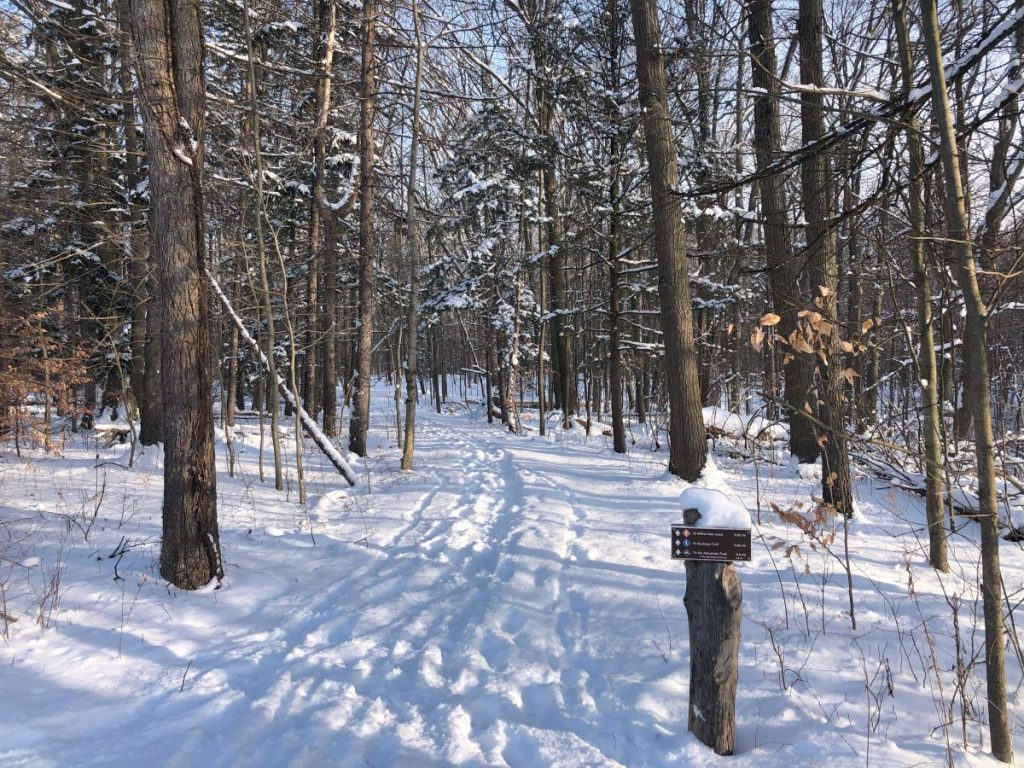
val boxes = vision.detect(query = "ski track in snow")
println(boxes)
[1,390,1021,767]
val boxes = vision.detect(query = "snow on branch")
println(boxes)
[687,4,1024,199]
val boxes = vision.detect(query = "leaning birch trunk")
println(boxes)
[919,0,1011,759]
[629,0,706,481]
[208,272,358,487]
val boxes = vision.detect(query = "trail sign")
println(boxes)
[671,525,751,562]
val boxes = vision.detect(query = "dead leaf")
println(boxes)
[750,327,764,349]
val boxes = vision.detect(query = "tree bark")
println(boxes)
[527,4,574,426]
[322,210,338,436]
[130,0,221,589]
[240,0,284,490]
[116,0,150,427]
[309,0,338,428]
[629,0,707,480]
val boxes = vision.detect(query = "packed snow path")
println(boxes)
[219,413,696,766]
[1,397,1020,766]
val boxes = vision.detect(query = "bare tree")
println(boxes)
[748,0,818,464]
[402,0,426,470]
[629,0,706,480]
[893,0,947,571]
[797,0,852,516]
[919,0,1011,758]
[350,0,377,457]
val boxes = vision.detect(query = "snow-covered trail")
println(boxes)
[1,403,693,767]
[205,411,691,766]
[3,395,1021,767]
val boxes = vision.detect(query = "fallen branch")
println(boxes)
[206,270,358,486]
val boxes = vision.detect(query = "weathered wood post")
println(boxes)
[673,504,747,755]
[684,506,742,754]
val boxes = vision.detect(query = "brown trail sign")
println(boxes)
[672,525,751,562]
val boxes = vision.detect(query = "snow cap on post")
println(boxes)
[679,487,751,530]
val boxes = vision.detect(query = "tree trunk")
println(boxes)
[349,0,377,457]
[920,0,1010,759]
[225,265,241,428]
[533,25,573,427]
[607,0,627,455]
[432,327,442,414]
[507,273,523,434]
[304,0,336,425]
[322,210,338,436]
[893,0,947,572]
[241,0,283,490]
[629,0,707,480]
[402,0,425,469]
[748,0,818,464]
[130,0,221,589]
[116,0,149,425]
[797,0,853,517]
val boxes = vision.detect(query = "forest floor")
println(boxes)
[1,385,1022,767]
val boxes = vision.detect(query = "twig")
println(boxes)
[179,659,194,692]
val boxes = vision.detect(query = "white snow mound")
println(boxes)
[680,486,751,530]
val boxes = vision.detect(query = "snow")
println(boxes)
[172,146,194,166]
[679,487,750,529]
[1,385,1023,766]
[702,406,788,442]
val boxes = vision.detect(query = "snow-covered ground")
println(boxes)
[1,387,1022,766]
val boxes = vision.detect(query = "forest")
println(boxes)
[1,0,1024,765]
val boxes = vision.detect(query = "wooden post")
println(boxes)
[682,508,742,755]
